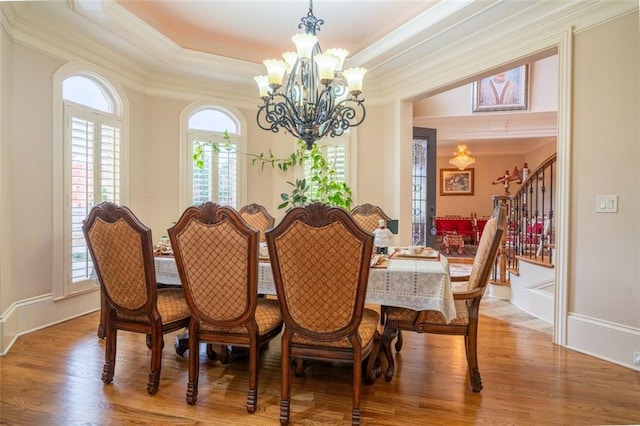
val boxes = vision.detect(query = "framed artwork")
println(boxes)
[440,168,474,196]
[472,65,528,112]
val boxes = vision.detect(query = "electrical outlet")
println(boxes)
[635,351,640,365]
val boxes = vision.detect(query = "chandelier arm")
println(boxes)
[319,100,366,140]
[257,95,303,140]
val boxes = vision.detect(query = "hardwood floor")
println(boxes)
[1,310,638,425]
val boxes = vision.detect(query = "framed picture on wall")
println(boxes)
[472,65,528,112]
[440,168,474,196]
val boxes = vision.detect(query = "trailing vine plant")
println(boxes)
[193,133,352,211]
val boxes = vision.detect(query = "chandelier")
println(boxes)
[254,0,367,150]
[449,143,476,170]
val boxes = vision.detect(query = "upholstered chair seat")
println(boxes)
[198,298,282,334]
[291,309,380,348]
[116,288,191,322]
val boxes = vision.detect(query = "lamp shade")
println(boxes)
[263,59,288,86]
[325,48,348,71]
[314,53,339,81]
[342,67,367,94]
[291,33,317,59]
[253,75,271,98]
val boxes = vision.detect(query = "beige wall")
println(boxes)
[0,24,12,314]
[354,105,389,210]
[10,43,63,301]
[571,12,639,326]
[524,138,556,170]
[414,55,559,117]
[131,95,187,237]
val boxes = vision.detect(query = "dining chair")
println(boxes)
[239,202,276,242]
[351,203,393,325]
[266,202,382,426]
[82,201,191,395]
[350,203,391,233]
[168,202,283,413]
[381,202,507,391]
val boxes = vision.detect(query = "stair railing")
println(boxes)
[506,154,557,276]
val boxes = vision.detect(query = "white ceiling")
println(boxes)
[3,0,583,151]
[115,0,442,65]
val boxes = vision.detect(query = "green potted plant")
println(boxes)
[193,135,352,210]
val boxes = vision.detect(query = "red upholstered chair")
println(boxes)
[82,201,191,395]
[168,202,283,413]
[266,203,382,426]
[381,203,507,391]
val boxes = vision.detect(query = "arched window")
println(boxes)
[182,104,245,208]
[54,66,126,297]
[62,76,113,113]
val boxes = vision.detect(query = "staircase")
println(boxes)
[509,251,555,323]
[488,154,556,324]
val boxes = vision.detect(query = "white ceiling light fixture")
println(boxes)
[449,143,476,170]
[253,0,367,150]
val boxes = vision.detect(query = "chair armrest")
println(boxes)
[451,275,470,282]
[453,288,483,300]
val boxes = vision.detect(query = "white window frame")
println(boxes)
[188,130,240,207]
[53,64,129,299]
[296,130,358,200]
[179,100,247,212]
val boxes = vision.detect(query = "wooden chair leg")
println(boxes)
[293,357,305,377]
[147,327,163,395]
[279,333,292,425]
[186,327,199,405]
[97,293,107,339]
[217,344,230,364]
[247,338,259,413]
[351,348,362,426]
[101,324,116,384]
[466,327,482,392]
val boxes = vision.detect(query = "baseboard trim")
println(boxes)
[566,313,640,371]
[0,290,100,355]
[488,282,512,299]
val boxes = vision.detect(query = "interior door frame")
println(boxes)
[412,127,437,248]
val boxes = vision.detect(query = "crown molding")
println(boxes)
[413,111,558,145]
[2,1,636,107]
[367,0,638,103]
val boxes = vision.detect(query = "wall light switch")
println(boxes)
[596,195,618,213]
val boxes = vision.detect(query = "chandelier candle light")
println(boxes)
[449,143,476,170]
[254,0,367,150]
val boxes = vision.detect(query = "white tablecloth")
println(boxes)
[154,256,456,323]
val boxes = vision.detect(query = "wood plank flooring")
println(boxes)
[1,309,638,425]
